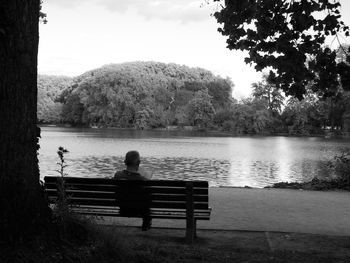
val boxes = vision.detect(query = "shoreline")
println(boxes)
[38,124,350,139]
[216,185,350,192]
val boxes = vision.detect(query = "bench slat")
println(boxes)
[44,176,208,187]
[46,189,208,202]
[45,183,208,195]
[151,194,208,202]
[149,187,208,195]
[45,177,116,185]
[45,182,116,192]
[70,208,211,219]
[46,189,115,199]
[151,201,208,210]
[49,197,116,206]
[49,196,209,210]
[65,205,211,214]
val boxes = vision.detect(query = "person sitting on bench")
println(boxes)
[114,151,152,231]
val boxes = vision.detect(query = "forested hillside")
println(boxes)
[54,62,233,128]
[37,61,349,134]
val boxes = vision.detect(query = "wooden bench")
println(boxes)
[44,176,211,243]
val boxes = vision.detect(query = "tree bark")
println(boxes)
[0,0,48,241]
[343,91,350,133]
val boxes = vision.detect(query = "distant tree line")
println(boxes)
[38,60,349,135]
[218,74,349,135]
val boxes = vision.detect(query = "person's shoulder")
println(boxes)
[114,170,128,180]
[137,167,153,180]
[132,172,148,180]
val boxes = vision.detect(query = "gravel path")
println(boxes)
[100,188,350,236]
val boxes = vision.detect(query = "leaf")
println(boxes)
[213,0,349,99]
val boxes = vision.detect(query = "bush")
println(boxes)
[222,120,236,132]
[269,151,350,191]
[329,150,350,187]
[52,146,91,243]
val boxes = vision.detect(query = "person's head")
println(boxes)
[124,150,140,169]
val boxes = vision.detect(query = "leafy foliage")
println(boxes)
[282,95,322,135]
[59,62,233,128]
[252,74,284,113]
[188,89,216,128]
[37,59,348,135]
[213,0,350,99]
[37,75,72,123]
[331,151,350,187]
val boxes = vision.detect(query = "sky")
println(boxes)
[38,0,350,99]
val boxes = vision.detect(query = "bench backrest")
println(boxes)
[44,176,209,210]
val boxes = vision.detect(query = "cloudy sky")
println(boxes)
[38,0,350,99]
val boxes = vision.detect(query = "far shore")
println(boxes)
[38,123,350,139]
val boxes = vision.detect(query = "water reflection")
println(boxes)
[39,154,333,188]
[38,126,350,188]
[40,155,232,187]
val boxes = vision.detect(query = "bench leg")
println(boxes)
[186,182,195,244]
[186,219,197,242]
[186,218,195,244]
[194,219,197,238]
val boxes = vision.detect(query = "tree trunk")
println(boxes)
[0,0,48,241]
[342,91,350,133]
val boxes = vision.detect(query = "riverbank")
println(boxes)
[38,124,350,138]
[267,178,350,191]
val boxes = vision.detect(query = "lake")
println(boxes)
[38,126,350,188]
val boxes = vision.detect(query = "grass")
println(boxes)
[2,216,350,263]
[83,225,350,263]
